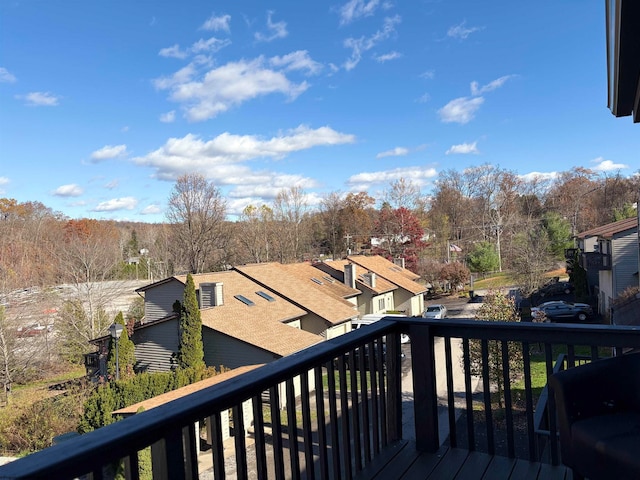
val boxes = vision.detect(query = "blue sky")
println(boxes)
[1,1,638,223]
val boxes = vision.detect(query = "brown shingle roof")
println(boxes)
[346,255,427,295]
[200,307,322,357]
[320,259,397,294]
[174,271,320,355]
[235,263,357,325]
[577,217,638,239]
[281,262,361,300]
[112,365,263,416]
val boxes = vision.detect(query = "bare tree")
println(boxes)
[318,191,346,259]
[272,186,309,263]
[166,173,228,274]
[236,204,274,263]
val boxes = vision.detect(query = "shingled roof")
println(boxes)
[234,262,357,326]
[281,262,361,300]
[346,255,427,296]
[175,271,320,356]
[319,258,397,295]
[577,217,638,240]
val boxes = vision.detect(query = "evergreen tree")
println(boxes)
[106,311,136,379]
[176,274,205,371]
[467,241,500,277]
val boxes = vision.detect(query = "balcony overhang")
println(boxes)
[606,0,640,122]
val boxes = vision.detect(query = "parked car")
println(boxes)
[423,304,447,319]
[352,314,410,344]
[531,301,593,323]
[537,281,574,297]
[16,322,53,337]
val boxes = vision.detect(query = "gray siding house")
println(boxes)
[578,217,639,320]
[125,271,322,374]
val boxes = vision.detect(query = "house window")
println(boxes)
[378,298,385,310]
[234,295,255,306]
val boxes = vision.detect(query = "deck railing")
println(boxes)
[2,317,640,479]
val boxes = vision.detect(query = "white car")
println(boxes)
[423,304,448,319]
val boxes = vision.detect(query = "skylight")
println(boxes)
[311,278,324,285]
[234,294,255,306]
[256,291,275,302]
[322,275,335,283]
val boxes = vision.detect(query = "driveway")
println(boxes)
[401,293,482,444]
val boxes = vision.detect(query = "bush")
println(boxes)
[79,366,218,433]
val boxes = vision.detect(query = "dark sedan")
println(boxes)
[538,281,574,297]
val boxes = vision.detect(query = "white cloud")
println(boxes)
[416,93,431,103]
[132,125,355,188]
[339,0,381,25]
[0,67,17,83]
[374,51,402,63]
[344,15,401,70]
[141,204,162,215]
[420,70,435,80]
[447,21,483,40]
[17,91,60,106]
[438,97,484,124]
[155,57,309,122]
[347,166,438,191]
[53,184,84,197]
[254,11,288,42]
[201,13,231,32]
[0,176,9,194]
[90,144,128,161]
[93,197,138,212]
[159,110,176,123]
[159,37,231,59]
[446,142,479,155]
[159,44,189,59]
[377,147,409,158]
[592,157,628,171]
[121,126,130,133]
[104,180,119,189]
[269,51,323,75]
[191,37,232,54]
[470,75,516,95]
[519,171,558,182]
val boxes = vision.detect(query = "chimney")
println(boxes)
[393,257,405,269]
[344,263,356,289]
[363,272,377,288]
[199,282,224,308]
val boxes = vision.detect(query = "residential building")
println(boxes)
[342,255,427,316]
[313,258,398,317]
[86,271,321,376]
[577,216,639,319]
[234,262,357,339]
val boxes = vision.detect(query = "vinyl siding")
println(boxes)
[202,329,278,370]
[613,230,639,298]
[133,319,180,373]
[144,280,185,322]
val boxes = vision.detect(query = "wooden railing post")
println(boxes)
[385,332,403,443]
[410,323,439,452]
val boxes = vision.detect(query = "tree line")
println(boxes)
[0,164,638,384]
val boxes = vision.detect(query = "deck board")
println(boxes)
[355,441,569,480]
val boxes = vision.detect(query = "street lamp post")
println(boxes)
[108,323,124,381]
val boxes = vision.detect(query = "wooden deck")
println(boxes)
[356,441,573,480]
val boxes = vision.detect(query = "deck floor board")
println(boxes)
[355,441,570,480]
